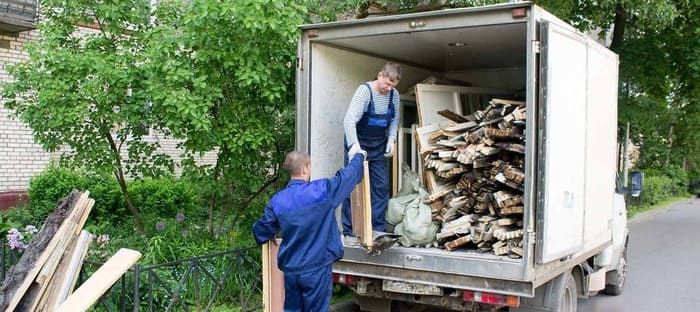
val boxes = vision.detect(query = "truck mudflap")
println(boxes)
[333,261,534,297]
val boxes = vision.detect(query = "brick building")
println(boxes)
[0,1,215,207]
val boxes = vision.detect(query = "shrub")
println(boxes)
[25,163,88,224]
[630,175,674,207]
[128,178,203,222]
[21,164,127,226]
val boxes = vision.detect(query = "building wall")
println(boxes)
[0,29,51,192]
[0,28,216,192]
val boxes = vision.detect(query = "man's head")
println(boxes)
[283,151,311,181]
[376,62,401,95]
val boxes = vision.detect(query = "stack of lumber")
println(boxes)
[0,190,141,312]
[418,99,526,257]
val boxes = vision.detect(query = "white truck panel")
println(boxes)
[582,41,619,251]
[540,23,588,263]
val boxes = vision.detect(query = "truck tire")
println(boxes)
[604,243,627,296]
[543,271,577,312]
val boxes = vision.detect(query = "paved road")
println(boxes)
[578,197,700,311]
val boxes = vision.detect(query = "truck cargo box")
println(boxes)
[296,2,619,297]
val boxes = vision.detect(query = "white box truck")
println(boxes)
[295,2,630,311]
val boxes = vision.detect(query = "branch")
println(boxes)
[609,2,626,53]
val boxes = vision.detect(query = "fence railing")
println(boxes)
[1,242,264,312]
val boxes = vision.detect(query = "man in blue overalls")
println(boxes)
[252,147,366,312]
[341,62,401,244]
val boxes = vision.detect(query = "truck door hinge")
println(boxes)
[532,40,541,54]
[296,57,303,70]
[529,231,536,244]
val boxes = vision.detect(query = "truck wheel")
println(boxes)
[604,243,627,296]
[544,271,577,312]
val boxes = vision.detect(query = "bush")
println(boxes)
[641,165,688,196]
[128,178,203,222]
[25,163,89,223]
[630,165,690,209]
[630,175,674,207]
[20,164,126,226]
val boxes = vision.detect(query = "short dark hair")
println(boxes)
[283,151,310,176]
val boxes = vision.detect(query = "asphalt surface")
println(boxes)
[578,197,700,311]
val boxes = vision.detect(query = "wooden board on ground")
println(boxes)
[56,248,142,312]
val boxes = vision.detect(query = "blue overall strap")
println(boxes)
[356,83,394,141]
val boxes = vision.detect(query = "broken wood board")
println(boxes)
[56,248,142,312]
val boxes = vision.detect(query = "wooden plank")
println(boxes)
[361,161,373,248]
[38,230,92,312]
[350,185,365,240]
[56,249,142,312]
[490,98,525,107]
[437,110,469,123]
[262,240,284,312]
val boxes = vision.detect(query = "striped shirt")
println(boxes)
[343,81,400,147]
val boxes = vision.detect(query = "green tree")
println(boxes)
[1,0,173,234]
[144,0,305,236]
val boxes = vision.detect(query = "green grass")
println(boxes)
[627,196,692,218]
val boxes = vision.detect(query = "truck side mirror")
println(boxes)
[629,171,644,197]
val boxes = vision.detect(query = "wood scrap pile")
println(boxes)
[418,99,526,257]
[0,190,141,312]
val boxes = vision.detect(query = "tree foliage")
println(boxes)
[144,0,305,235]
[1,0,176,233]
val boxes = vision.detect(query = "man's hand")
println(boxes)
[384,138,396,158]
[348,143,366,160]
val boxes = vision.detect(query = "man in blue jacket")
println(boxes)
[252,146,366,312]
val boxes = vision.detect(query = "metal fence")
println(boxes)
[1,243,264,312]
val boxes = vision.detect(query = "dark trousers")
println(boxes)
[283,264,333,312]
[341,141,389,235]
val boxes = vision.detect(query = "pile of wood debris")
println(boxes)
[417,99,526,257]
[0,191,141,312]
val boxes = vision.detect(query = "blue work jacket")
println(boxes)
[252,154,365,273]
